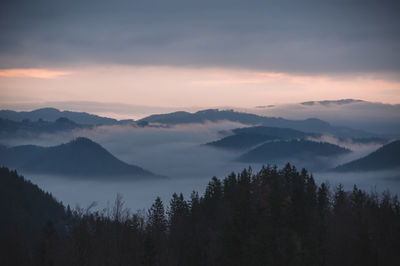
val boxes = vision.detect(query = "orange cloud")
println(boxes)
[0,65,399,108]
[0,68,70,79]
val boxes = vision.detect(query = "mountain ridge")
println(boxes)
[0,137,159,179]
[238,139,350,164]
[0,117,88,138]
[0,167,66,242]
[0,108,123,125]
[206,126,317,150]
[335,140,400,172]
[140,109,373,138]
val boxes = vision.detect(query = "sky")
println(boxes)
[1,0,400,111]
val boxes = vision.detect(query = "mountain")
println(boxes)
[238,139,350,163]
[335,140,400,172]
[0,137,158,178]
[140,109,373,138]
[0,167,66,242]
[206,134,278,150]
[232,126,316,138]
[0,108,122,125]
[141,109,264,124]
[206,126,316,150]
[248,99,400,136]
[0,117,88,138]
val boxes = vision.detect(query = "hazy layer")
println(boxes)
[2,122,398,211]
[23,169,400,212]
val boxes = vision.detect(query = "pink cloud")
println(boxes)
[0,68,70,79]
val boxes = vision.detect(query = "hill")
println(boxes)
[335,140,400,172]
[206,126,316,150]
[5,165,399,266]
[251,99,400,136]
[0,137,158,178]
[0,117,88,138]
[0,108,121,125]
[140,109,372,138]
[0,167,66,241]
[238,139,350,163]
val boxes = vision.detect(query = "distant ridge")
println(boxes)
[335,140,400,172]
[0,108,122,125]
[238,139,350,163]
[251,99,400,136]
[0,137,159,178]
[206,126,317,150]
[0,117,87,138]
[140,109,373,138]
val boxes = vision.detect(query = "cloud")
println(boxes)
[4,121,399,210]
[1,0,399,74]
[1,65,399,110]
[0,68,70,79]
[305,134,385,166]
[243,100,400,135]
[0,121,252,177]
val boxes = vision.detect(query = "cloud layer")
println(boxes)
[1,0,399,74]
[4,121,398,211]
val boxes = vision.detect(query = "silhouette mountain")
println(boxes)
[206,133,279,150]
[206,126,316,150]
[335,140,400,172]
[255,99,400,136]
[0,117,88,138]
[0,137,157,178]
[0,108,122,125]
[238,139,350,163]
[140,109,372,137]
[0,167,66,242]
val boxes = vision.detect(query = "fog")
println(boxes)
[306,134,385,166]
[243,101,400,136]
[2,122,399,211]
[313,170,400,195]
[22,169,400,212]
[3,122,262,210]
[23,174,216,212]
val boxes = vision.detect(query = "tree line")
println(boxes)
[1,165,400,266]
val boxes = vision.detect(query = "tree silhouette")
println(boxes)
[2,166,400,266]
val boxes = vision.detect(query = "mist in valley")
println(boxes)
[2,122,259,210]
[2,121,398,211]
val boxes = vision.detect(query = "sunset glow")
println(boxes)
[1,66,399,109]
[0,68,71,79]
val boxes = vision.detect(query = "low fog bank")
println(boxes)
[2,121,259,210]
[306,134,385,166]
[0,121,255,180]
[23,174,213,212]
[241,101,400,136]
[23,162,264,212]
[3,121,399,211]
[22,168,400,212]
[0,121,246,176]
[314,170,400,195]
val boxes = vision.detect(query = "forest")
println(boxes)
[1,165,400,266]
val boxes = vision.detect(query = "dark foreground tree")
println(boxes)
[1,165,400,266]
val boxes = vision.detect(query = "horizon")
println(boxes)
[1,98,399,121]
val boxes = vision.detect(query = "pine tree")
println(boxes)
[147,197,166,234]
